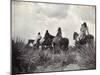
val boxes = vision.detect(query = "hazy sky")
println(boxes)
[12,1,96,45]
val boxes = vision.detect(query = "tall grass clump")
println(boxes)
[77,40,96,69]
[12,36,96,74]
[12,37,25,74]
[12,37,37,74]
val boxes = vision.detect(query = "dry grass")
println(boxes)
[12,38,96,74]
[76,41,96,69]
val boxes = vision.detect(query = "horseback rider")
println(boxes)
[56,27,62,41]
[73,22,94,46]
[79,22,89,40]
[34,32,42,45]
[56,27,62,37]
[44,30,50,40]
[53,27,62,44]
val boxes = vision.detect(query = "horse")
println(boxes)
[73,32,94,46]
[52,36,69,53]
[26,38,41,49]
[41,31,55,50]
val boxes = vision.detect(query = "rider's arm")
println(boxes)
[86,27,89,35]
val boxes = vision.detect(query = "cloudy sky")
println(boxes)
[12,0,96,45]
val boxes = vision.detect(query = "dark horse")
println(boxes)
[41,30,55,49]
[52,36,69,52]
[73,32,94,46]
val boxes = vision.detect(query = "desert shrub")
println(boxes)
[12,36,96,73]
[77,40,96,69]
[12,38,25,74]
[12,37,37,74]
[62,49,77,67]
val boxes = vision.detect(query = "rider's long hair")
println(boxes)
[57,27,62,36]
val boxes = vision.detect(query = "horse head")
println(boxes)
[73,32,79,40]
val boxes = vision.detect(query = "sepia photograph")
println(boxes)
[11,0,96,74]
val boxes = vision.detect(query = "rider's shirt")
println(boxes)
[79,26,89,40]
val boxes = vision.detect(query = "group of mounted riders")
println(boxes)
[27,22,94,51]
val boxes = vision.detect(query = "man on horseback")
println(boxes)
[57,27,62,37]
[34,32,42,48]
[56,27,62,40]
[44,30,50,40]
[53,27,62,44]
[42,30,54,49]
[79,22,89,40]
[53,27,69,53]
[52,27,62,52]
[73,22,93,46]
